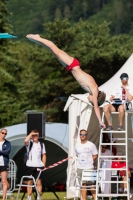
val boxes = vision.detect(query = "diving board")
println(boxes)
[0,33,17,39]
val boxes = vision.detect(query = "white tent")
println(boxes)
[5,123,68,158]
[64,54,133,198]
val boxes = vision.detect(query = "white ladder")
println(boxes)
[96,111,131,199]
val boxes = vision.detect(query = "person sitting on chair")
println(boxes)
[112,151,131,194]
[103,73,133,131]
[75,129,98,200]
[26,34,106,129]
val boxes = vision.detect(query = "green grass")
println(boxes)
[10,192,128,200]
[41,192,66,200]
[13,192,67,200]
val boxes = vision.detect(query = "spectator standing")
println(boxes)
[24,130,46,200]
[0,129,11,200]
[75,129,98,200]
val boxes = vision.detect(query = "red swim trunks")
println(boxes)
[66,58,80,72]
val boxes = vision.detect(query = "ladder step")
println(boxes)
[97,194,129,197]
[99,155,126,158]
[97,168,128,170]
[101,131,126,133]
[112,138,133,141]
[17,184,35,187]
[97,180,128,183]
[109,112,121,114]
[100,143,126,145]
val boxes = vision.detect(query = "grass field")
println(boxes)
[9,191,130,200]
[13,192,67,200]
[6,192,130,200]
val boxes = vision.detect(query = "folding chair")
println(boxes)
[0,159,17,199]
[74,169,97,200]
[16,169,42,200]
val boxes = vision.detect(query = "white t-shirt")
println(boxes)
[26,141,46,167]
[75,141,98,169]
[0,141,4,166]
[112,85,133,103]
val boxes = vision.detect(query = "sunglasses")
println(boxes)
[1,132,7,135]
[120,77,127,80]
[80,134,87,136]
[32,134,39,137]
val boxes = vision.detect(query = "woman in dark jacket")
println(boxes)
[0,129,11,200]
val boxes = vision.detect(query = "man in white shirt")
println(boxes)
[103,73,133,131]
[24,130,46,200]
[75,130,98,200]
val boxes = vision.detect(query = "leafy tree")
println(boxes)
[55,8,62,19]
[7,0,127,37]
[0,0,24,127]
[64,4,71,19]
[82,1,88,20]
[89,0,133,35]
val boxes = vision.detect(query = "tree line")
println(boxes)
[1,0,133,127]
[6,0,133,37]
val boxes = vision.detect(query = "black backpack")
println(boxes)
[24,141,43,164]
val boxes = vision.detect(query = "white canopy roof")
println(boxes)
[99,53,133,99]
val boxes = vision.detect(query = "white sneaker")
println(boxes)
[26,196,31,200]
[37,196,41,200]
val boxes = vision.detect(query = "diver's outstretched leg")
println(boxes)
[26,34,74,68]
